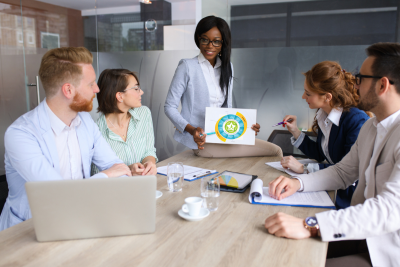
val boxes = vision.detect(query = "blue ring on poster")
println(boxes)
[217,115,245,139]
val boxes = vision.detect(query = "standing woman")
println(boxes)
[164,16,282,157]
[91,69,158,176]
[280,61,372,209]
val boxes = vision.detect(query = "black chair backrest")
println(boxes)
[0,175,8,215]
[267,130,317,158]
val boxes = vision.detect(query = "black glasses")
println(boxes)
[199,38,223,47]
[354,73,394,85]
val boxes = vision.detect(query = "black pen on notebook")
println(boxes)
[272,118,293,127]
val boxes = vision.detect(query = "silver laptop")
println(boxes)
[25,176,156,242]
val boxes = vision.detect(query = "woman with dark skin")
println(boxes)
[165,16,282,157]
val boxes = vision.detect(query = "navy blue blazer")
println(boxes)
[298,107,370,209]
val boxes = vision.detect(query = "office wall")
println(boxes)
[0,0,86,175]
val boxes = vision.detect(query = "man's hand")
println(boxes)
[265,212,311,239]
[142,161,157,175]
[251,123,261,136]
[268,176,301,200]
[129,163,145,176]
[101,163,131,178]
[281,156,304,173]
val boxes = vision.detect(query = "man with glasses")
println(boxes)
[264,42,400,266]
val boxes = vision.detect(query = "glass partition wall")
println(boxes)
[1,0,399,174]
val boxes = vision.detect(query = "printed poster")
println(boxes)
[204,107,256,145]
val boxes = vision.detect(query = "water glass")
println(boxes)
[200,175,220,211]
[167,162,184,192]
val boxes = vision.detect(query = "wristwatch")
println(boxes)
[304,216,319,237]
[303,163,309,174]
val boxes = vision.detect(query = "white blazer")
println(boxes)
[299,114,400,266]
[0,100,123,231]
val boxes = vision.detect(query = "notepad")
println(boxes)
[248,179,335,209]
[157,165,218,181]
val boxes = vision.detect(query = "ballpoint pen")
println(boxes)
[272,118,293,127]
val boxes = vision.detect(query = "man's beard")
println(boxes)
[358,82,379,112]
[69,92,95,112]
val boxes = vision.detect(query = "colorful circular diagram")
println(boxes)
[215,112,247,142]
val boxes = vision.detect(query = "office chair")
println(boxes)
[267,130,317,158]
[0,175,8,215]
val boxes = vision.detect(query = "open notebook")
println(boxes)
[248,179,335,209]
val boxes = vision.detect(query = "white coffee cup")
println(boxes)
[182,197,203,217]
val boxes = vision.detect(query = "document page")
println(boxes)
[248,179,335,209]
[157,165,218,181]
[265,159,317,176]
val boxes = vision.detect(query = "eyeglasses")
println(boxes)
[199,38,223,47]
[354,73,394,85]
[124,85,142,92]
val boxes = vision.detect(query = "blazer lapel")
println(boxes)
[328,123,340,159]
[195,57,211,107]
[38,101,60,173]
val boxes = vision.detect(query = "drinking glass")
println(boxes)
[200,175,220,211]
[167,162,184,192]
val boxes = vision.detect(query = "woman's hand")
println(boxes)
[142,161,157,175]
[282,115,301,139]
[281,156,304,174]
[251,123,261,136]
[192,127,206,150]
[185,124,206,150]
[129,163,145,176]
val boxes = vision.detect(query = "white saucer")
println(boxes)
[178,208,210,222]
[156,190,163,199]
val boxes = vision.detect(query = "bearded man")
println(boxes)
[0,47,131,231]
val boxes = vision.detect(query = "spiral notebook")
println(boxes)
[248,179,335,209]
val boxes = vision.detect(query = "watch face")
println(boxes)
[305,216,318,227]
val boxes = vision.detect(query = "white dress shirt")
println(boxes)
[45,101,84,180]
[198,53,226,107]
[364,109,400,198]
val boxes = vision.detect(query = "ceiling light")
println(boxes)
[139,0,152,4]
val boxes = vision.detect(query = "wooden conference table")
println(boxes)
[0,150,333,267]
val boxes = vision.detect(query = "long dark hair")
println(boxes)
[194,16,232,104]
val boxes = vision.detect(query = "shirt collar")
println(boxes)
[198,52,221,69]
[316,107,342,127]
[44,101,81,136]
[128,108,141,122]
[373,108,400,132]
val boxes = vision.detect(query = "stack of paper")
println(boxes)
[248,179,335,209]
[157,165,218,181]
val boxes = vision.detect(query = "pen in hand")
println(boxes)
[199,132,216,137]
[272,119,293,127]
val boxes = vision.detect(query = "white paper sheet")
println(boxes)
[248,179,335,208]
[157,165,218,181]
[204,107,256,145]
[265,159,316,176]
